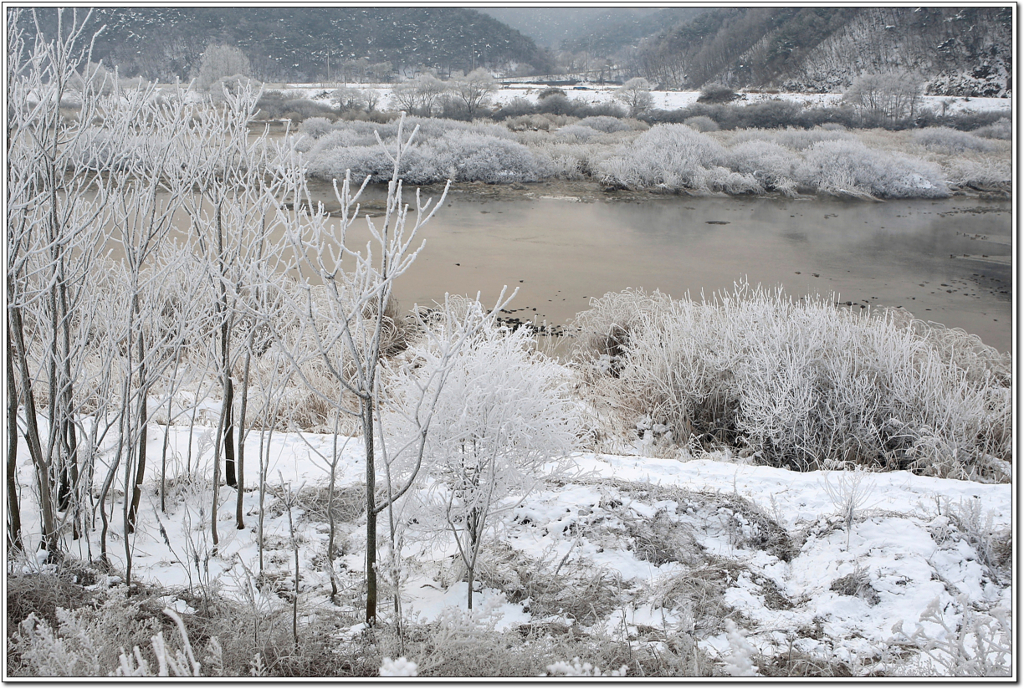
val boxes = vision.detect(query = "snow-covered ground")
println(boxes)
[14,420,1012,676]
[282,81,1010,116]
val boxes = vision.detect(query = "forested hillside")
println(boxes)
[18,7,553,82]
[626,7,1012,96]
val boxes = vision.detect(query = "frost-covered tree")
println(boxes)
[391,74,447,116]
[614,77,654,117]
[195,44,250,91]
[7,7,125,555]
[331,86,368,111]
[283,115,509,623]
[387,321,579,609]
[449,68,497,118]
[843,71,923,125]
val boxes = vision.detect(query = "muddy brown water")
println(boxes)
[313,185,1012,354]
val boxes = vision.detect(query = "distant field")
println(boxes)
[249,81,1011,117]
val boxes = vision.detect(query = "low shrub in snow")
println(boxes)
[796,139,947,198]
[596,123,736,192]
[384,314,579,609]
[298,117,333,139]
[731,126,857,151]
[970,117,1011,140]
[575,115,635,133]
[573,284,1011,478]
[683,115,720,132]
[303,117,543,184]
[911,127,998,153]
[726,139,801,195]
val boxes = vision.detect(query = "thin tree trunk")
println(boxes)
[127,323,148,533]
[6,327,23,552]
[363,397,377,624]
[235,350,251,529]
[223,376,236,488]
[58,278,79,539]
[8,302,57,553]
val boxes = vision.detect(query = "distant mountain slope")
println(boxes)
[627,7,1012,96]
[479,8,674,51]
[18,7,553,82]
[559,7,707,55]
[785,7,1013,96]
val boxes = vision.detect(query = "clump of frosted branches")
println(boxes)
[574,283,1011,478]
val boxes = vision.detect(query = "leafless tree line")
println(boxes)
[7,10,575,628]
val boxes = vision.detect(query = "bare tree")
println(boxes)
[281,115,516,623]
[843,72,924,125]
[6,8,116,556]
[449,68,497,118]
[179,84,302,549]
[195,44,251,91]
[615,77,655,117]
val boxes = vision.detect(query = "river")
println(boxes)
[320,189,1012,353]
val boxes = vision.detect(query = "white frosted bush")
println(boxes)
[683,115,719,132]
[911,127,997,153]
[576,115,633,133]
[726,140,800,195]
[733,126,856,150]
[797,139,948,198]
[971,117,1011,140]
[298,116,333,139]
[304,121,544,184]
[554,124,603,142]
[438,131,547,183]
[596,123,727,191]
[576,285,1011,477]
[941,157,1011,188]
[537,142,594,180]
[385,315,579,608]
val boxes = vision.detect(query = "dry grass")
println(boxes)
[472,542,625,628]
[829,567,881,606]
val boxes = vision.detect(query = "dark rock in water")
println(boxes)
[706,220,730,225]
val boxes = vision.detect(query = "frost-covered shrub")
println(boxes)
[576,115,632,133]
[698,83,740,104]
[443,131,548,183]
[596,123,728,191]
[298,117,333,139]
[942,158,1011,188]
[971,117,1011,140]
[797,139,947,198]
[492,96,537,120]
[386,314,579,608]
[574,284,1011,478]
[733,126,856,151]
[911,127,998,153]
[726,140,800,194]
[683,115,719,132]
[304,118,542,184]
[553,124,602,142]
[535,142,601,180]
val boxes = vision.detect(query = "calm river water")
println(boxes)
[89,130,1014,354]
[311,187,1013,353]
